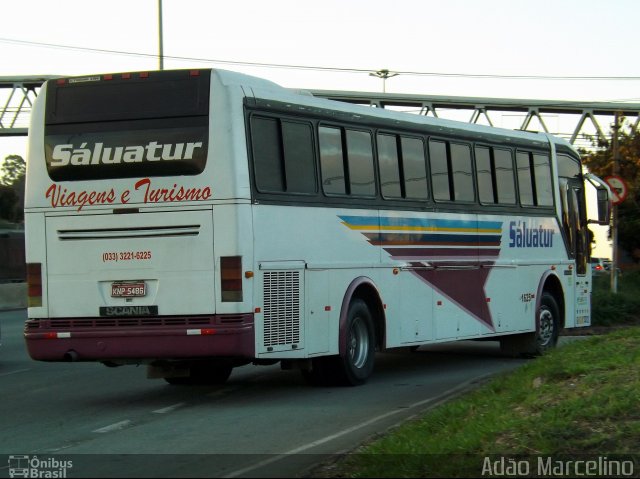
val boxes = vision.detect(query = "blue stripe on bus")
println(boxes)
[340,215,502,231]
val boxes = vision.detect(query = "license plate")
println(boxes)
[111,282,146,298]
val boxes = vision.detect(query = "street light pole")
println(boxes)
[611,112,621,293]
[369,69,399,93]
[158,0,164,70]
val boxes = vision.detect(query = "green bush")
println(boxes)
[591,270,640,326]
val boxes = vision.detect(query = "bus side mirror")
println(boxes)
[585,173,612,226]
[595,186,611,225]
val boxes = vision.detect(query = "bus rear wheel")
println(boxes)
[302,298,376,386]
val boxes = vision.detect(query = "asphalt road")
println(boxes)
[0,309,531,478]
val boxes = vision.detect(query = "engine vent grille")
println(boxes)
[263,271,301,347]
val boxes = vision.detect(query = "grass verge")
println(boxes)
[321,327,640,478]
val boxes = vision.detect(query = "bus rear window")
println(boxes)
[46,70,210,124]
[44,70,210,181]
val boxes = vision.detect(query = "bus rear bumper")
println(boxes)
[24,314,255,362]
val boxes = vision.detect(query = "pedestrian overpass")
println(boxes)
[2,75,639,147]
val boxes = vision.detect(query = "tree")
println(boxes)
[581,121,640,262]
[0,155,26,222]
[0,155,26,186]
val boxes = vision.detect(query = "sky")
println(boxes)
[2,0,639,161]
[1,0,638,256]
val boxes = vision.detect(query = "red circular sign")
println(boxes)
[604,175,628,205]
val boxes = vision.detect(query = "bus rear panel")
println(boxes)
[25,69,255,365]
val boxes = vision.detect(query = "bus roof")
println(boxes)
[209,68,577,154]
[45,68,578,156]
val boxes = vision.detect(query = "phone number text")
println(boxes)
[102,251,152,262]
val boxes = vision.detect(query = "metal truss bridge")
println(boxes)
[2,76,639,148]
[0,76,51,136]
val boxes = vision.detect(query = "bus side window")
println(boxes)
[517,150,554,207]
[429,139,474,203]
[251,116,285,192]
[251,116,316,194]
[346,129,375,197]
[476,146,516,205]
[557,153,581,179]
[401,136,428,200]
[494,148,516,204]
[516,151,535,206]
[429,139,450,201]
[320,126,376,197]
[319,126,347,195]
[475,146,495,204]
[377,133,402,198]
[378,134,428,200]
[533,153,553,206]
[450,143,474,202]
[282,121,316,194]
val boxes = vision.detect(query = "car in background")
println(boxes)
[590,257,607,275]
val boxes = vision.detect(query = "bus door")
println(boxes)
[560,178,591,326]
[561,179,589,274]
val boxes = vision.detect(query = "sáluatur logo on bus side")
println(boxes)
[509,221,555,248]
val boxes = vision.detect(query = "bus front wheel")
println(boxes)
[534,292,560,354]
[501,292,560,357]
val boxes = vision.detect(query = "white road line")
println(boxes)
[152,403,186,414]
[222,374,494,478]
[0,368,31,378]
[43,444,76,453]
[92,420,133,434]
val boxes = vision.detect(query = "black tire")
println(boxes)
[500,292,560,358]
[533,292,560,354]
[303,299,376,386]
[165,361,233,385]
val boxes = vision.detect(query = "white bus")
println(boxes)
[24,69,611,386]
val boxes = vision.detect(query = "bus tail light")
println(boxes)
[27,263,43,307]
[221,256,243,302]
